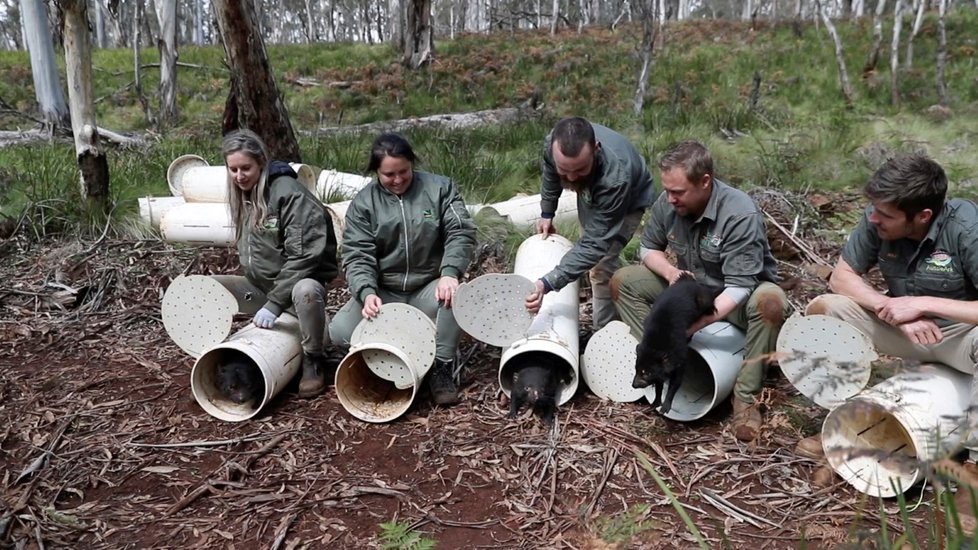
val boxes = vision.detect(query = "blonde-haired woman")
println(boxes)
[212,129,338,398]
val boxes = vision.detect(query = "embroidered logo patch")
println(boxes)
[923,250,954,273]
[262,217,279,231]
[422,209,435,221]
[699,232,723,249]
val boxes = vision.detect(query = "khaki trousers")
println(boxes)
[211,275,328,355]
[328,278,462,362]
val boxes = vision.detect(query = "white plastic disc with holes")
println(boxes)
[581,321,645,402]
[162,275,237,358]
[351,303,436,389]
[166,154,209,197]
[777,313,877,409]
[453,273,535,347]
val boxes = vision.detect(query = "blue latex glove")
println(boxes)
[253,307,277,329]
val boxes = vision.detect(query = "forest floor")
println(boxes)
[0,190,946,549]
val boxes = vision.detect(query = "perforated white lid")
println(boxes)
[351,303,436,388]
[166,154,209,197]
[777,313,877,409]
[453,273,535,347]
[161,275,237,357]
[581,321,645,402]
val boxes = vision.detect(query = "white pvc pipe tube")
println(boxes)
[167,154,208,196]
[498,234,579,405]
[316,169,372,202]
[822,363,971,497]
[324,200,350,249]
[180,166,232,203]
[644,321,745,422]
[477,191,579,229]
[159,202,234,246]
[190,313,302,422]
[138,196,186,229]
[179,163,318,203]
[335,342,423,423]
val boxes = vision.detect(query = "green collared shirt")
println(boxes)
[842,199,978,325]
[641,179,779,289]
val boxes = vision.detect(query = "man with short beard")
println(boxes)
[525,117,656,335]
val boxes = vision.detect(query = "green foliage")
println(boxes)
[591,503,656,545]
[377,521,436,550]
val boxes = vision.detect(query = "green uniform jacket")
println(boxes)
[237,161,338,315]
[342,170,477,302]
[539,123,656,291]
[843,199,978,327]
[641,178,779,290]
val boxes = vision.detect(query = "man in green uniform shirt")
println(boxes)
[525,117,656,333]
[611,140,792,442]
[798,154,978,462]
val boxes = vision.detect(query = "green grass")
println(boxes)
[1,9,977,238]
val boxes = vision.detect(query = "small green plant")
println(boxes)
[377,520,437,550]
[592,503,656,546]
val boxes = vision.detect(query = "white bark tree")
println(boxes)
[890,0,904,106]
[862,0,886,76]
[935,0,948,105]
[904,0,926,68]
[632,0,657,114]
[816,0,854,107]
[56,0,110,212]
[550,0,559,32]
[21,0,69,131]
[155,0,178,127]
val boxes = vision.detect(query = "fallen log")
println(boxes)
[310,95,541,136]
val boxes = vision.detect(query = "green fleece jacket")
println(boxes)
[237,161,338,315]
[539,123,656,291]
[342,170,476,302]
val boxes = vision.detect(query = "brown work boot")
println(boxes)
[731,396,762,442]
[298,352,331,398]
[795,434,825,460]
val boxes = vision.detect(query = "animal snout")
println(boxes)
[632,372,652,389]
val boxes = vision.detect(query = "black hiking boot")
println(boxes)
[428,359,460,406]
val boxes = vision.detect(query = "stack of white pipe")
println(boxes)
[147,155,586,246]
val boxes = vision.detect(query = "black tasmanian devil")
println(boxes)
[216,350,266,408]
[633,273,721,413]
[507,351,571,426]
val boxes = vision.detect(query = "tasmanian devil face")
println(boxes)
[218,360,263,405]
[632,343,671,389]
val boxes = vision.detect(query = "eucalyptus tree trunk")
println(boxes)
[192,0,204,45]
[402,0,433,68]
[304,0,315,42]
[935,0,948,105]
[56,0,110,212]
[21,0,70,131]
[133,0,155,126]
[816,0,854,108]
[904,0,926,68]
[550,0,559,32]
[632,0,657,115]
[212,0,301,161]
[155,0,178,128]
[94,0,106,48]
[890,0,904,106]
[862,0,886,76]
